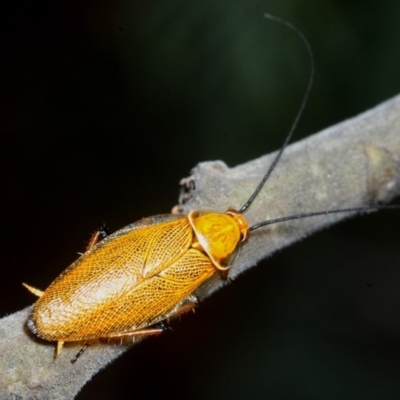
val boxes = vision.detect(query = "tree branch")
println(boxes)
[1,95,399,400]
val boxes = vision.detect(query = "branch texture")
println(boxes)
[1,95,399,400]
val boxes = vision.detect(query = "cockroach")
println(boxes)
[23,15,399,362]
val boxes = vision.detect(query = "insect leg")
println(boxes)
[71,343,89,364]
[69,298,199,362]
[104,297,200,343]
[220,269,231,281]
[106,325,168,339]
[86,225,110,251]
[166,294,199,318]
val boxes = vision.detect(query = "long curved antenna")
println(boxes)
[249,205,400,232]
[239,14,314,214]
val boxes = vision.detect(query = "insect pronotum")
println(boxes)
[23,15,399,363]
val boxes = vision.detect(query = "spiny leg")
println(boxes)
[86,225,110,251]
[106,324,168,339]
[167,295,199,319]
[160,294,200,327]
[71,343,89,364]
[71,324,169,363]
[70,297,199,362]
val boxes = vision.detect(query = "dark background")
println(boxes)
[3,1,400,399]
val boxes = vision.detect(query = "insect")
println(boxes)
[23,15,399,363]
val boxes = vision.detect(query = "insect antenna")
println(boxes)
[249,205,400,232]
[239,14,314,214]
[237,15,400,229]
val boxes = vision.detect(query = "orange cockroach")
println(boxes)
[23,15,399,363]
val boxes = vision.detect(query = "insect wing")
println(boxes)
[30,214,216,342]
